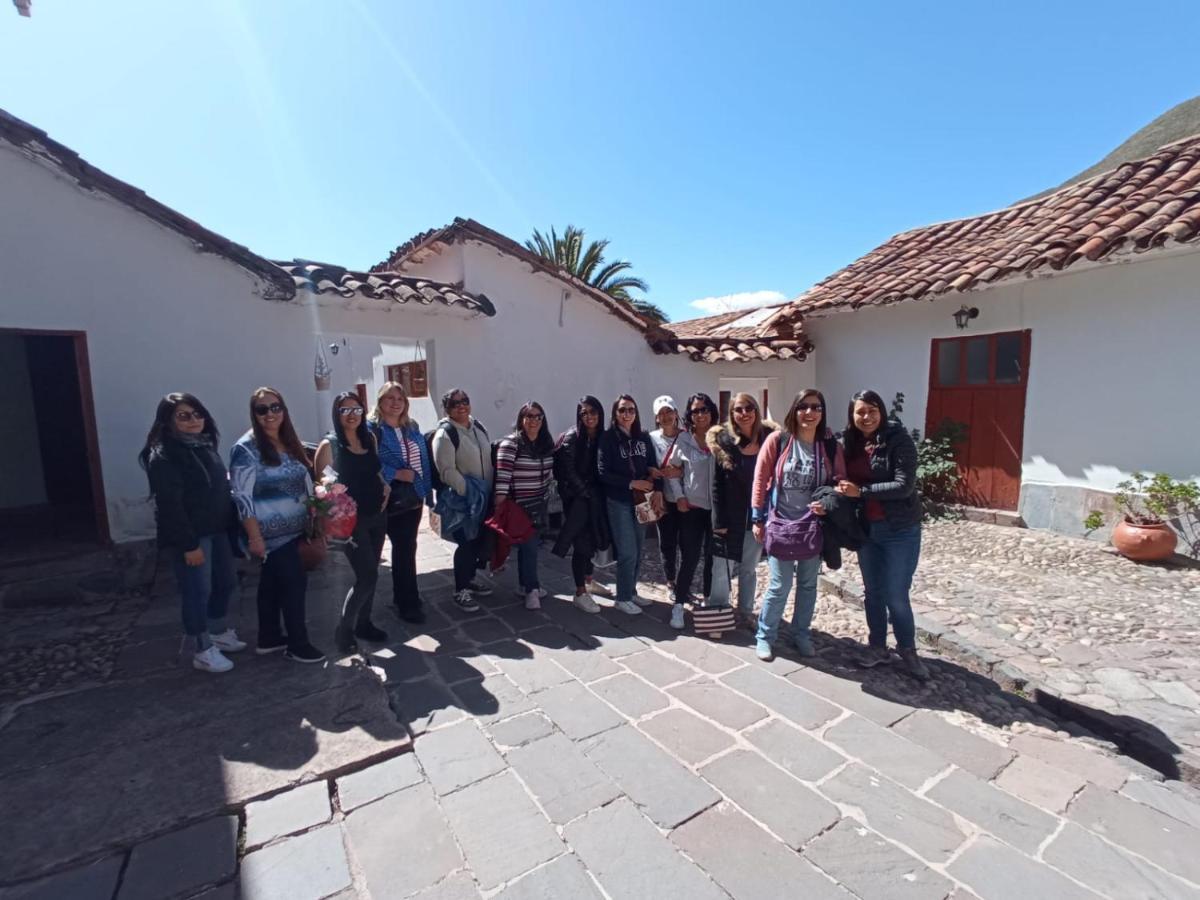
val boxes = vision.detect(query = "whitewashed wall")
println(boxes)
[805,249,1200,529]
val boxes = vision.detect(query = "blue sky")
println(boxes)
[2,1,1196,322]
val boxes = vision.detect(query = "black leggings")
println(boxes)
[571,552,595,589]
[385,506,423,613]
[674,506,713,602]
[342,512,387,629]
[257,537,309,650]
[656,504,682,584]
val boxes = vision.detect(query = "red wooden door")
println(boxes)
[926,330,1031,510]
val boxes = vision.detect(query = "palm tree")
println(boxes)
[525,225,668,323]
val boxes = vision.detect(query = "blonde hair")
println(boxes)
[724,392,766,445]
[370,381,411,428]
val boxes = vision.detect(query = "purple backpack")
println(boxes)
[762,436,824,561]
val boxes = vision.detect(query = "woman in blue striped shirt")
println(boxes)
[494,401,555,609]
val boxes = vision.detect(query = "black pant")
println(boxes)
[257,537,309,650]
[571,552,595,589]
[453,536,482,592]
[386,506,423,614]
[656,504,682,584]
[342,511,387,630]
[674,506,713,602]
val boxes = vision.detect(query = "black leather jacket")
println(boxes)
[553,426,600,503]
[854,421,922,529]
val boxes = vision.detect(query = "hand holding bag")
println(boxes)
[387,428,424,515]
[628,435,663,523]
[763,435,824,561]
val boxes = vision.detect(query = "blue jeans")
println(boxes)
[756,553,821,646]
[171,534,237,650]
[516,528,541,592]
[858,521,921,649]
[709,535,762,618]
[606,498,645,603]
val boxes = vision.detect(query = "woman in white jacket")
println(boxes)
[667,392,718,630]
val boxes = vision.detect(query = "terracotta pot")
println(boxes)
[1111,519,1177,561]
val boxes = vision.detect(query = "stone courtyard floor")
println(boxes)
[2,522,1200,899]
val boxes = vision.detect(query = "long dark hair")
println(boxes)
[249,387,308,468]
[331,391,371,449]
[843,389,889,461]
[510,400,554,456]
[576,395,605,436]
[683,392,718,433]
[609,394,643,438]
[138,392,219,471]
[783,388,828,440]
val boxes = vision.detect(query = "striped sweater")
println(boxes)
[494,437,554,505]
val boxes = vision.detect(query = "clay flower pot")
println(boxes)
[1111,519,1177,561]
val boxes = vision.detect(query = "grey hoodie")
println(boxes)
[432,417,494,496]
[667,430,714,510]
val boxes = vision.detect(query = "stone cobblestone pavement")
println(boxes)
[5,527,1200,899]
[820,520,1200,782]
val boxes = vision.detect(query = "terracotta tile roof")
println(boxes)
[0,107,295,300]
[648,304,813,363]
[374,218,651,331]
[780,131,1200,321]
[276,261,496,316]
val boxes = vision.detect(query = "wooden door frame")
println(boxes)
[1,327,111,544]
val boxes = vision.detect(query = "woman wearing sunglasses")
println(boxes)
[552,396,610,612]
[666,392,719,630]
[749,389,844,662]
[494,401,556,610]
[314,391,390,654]
[230,387,324,663]
[139,392,244,673]
[597,395,663,615]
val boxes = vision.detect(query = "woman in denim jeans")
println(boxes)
[836,389,930,681]
[750,389,843,661]
[494,402,556,610]
[140,392,244,674]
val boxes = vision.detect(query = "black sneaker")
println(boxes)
[355,623,389,643]
[454,589,482,612]
[898,648,931,682]
[855,646,893,668]
[398,608,426,625]
[256,637,288,655]
[467,578,494,596]
[284,644,327,664]
[334,624,358,654]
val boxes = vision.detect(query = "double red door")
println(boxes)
[925,330,1031,510]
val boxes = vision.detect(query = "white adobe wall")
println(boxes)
[806,249,1200,531]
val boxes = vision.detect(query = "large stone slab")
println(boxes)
[671,803,849,900]
[948,835,1101,900]
[492,650,574,695]
[925,769,1058,854]
[1008,734,1130,791]
[239,824,352,900]
[802,819,952,900]
[787,666,916,726]
[699,750,840,849]
[1067,784,1200,884]
[589,673,669,718]
[824,714,948,789]
[452,674,536,724]
[336,753,423,812]
[564,799,727,900]
[245,781,331,848]
[819,765,967,862]
[620,649,696,687]
[892,711,1015,779]
[542,644,623,683]
[1120,778,1200,830]
[486,712,556,748]
[533,680,624,741]
[505,733,621,824]
[1043,822,1195,900]
[0,855,122,900]
[993,754,1085,813]
[667,679,768,731]
[415,720,507,795]
[721,665,839,731]
[389,676,467,735]
[743,719,846,782]
[582,726,719,828]
[120,816,237,900]
[440,771,564,891]
[493,854,602,900]
[658,636,741,674]
[638,708,735,765]
[344,784,463,899]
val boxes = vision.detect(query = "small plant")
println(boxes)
[1085,472,1200,557]
[913,419,969,512]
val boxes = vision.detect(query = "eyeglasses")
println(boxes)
[448,396,470,409]
[253,402,285,417]
[581,409,600,418]
[524,413,544,421]
[616,406,637,415]
[174,410,205,423]
[797,404,823,414]
[338,406,364,417]
[731,406,755,415]
[690,408,711,416]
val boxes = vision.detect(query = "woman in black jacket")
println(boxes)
[836,389,929,681]
[596,395,663,616]
[707,393,775,626]
[138,392,244,674]
[552,396,610,614]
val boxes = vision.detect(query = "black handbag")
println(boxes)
[387,429,424,515]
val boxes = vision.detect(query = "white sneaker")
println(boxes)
[614,600,643,616]
[525,590,542,611]
[586,579,614,598]
[516,587,549,600]
[573,592,600,614]
[210,629,247,652]
[631,593,653,608]
[193,645,233,673]
[670,604,686,630]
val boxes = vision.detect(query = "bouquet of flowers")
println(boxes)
[308,467,358,542]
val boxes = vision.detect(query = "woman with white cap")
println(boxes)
[648,395,685,606]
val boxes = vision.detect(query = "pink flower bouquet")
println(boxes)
[307,470,358,542]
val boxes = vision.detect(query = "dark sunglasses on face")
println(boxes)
[524,413,544,421]
[174,411,205,422]
[798,404,823,413]
[732,406,755,415]
[581,409,599,417]
[448,397,470,408]
[254,402,285,416]
[338,407,364,417]
[690,408,711,416]
[617,406,636,414]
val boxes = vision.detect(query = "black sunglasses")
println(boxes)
[448,396,470,408]
[174,410,205,422]
[337,406,365,417]
[253,402,285,416]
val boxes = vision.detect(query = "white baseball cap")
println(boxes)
[652,395,677,415]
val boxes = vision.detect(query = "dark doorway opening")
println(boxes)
[0,330,108,552]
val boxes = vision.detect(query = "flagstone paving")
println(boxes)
[820,519,1200,781]
[3,526,1200,899]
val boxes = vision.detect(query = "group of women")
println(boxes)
[141,381,928,683]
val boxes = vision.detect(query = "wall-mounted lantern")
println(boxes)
[952,305,979,330]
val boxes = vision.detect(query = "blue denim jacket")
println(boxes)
[434,474,489,543]
[372,420,434,504]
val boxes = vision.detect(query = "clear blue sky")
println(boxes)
[3,1,1196,322]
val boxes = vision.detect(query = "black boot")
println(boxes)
[334,623,359,654]
[355,622,389,643]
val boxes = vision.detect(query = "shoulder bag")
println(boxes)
[763,435,824,561]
